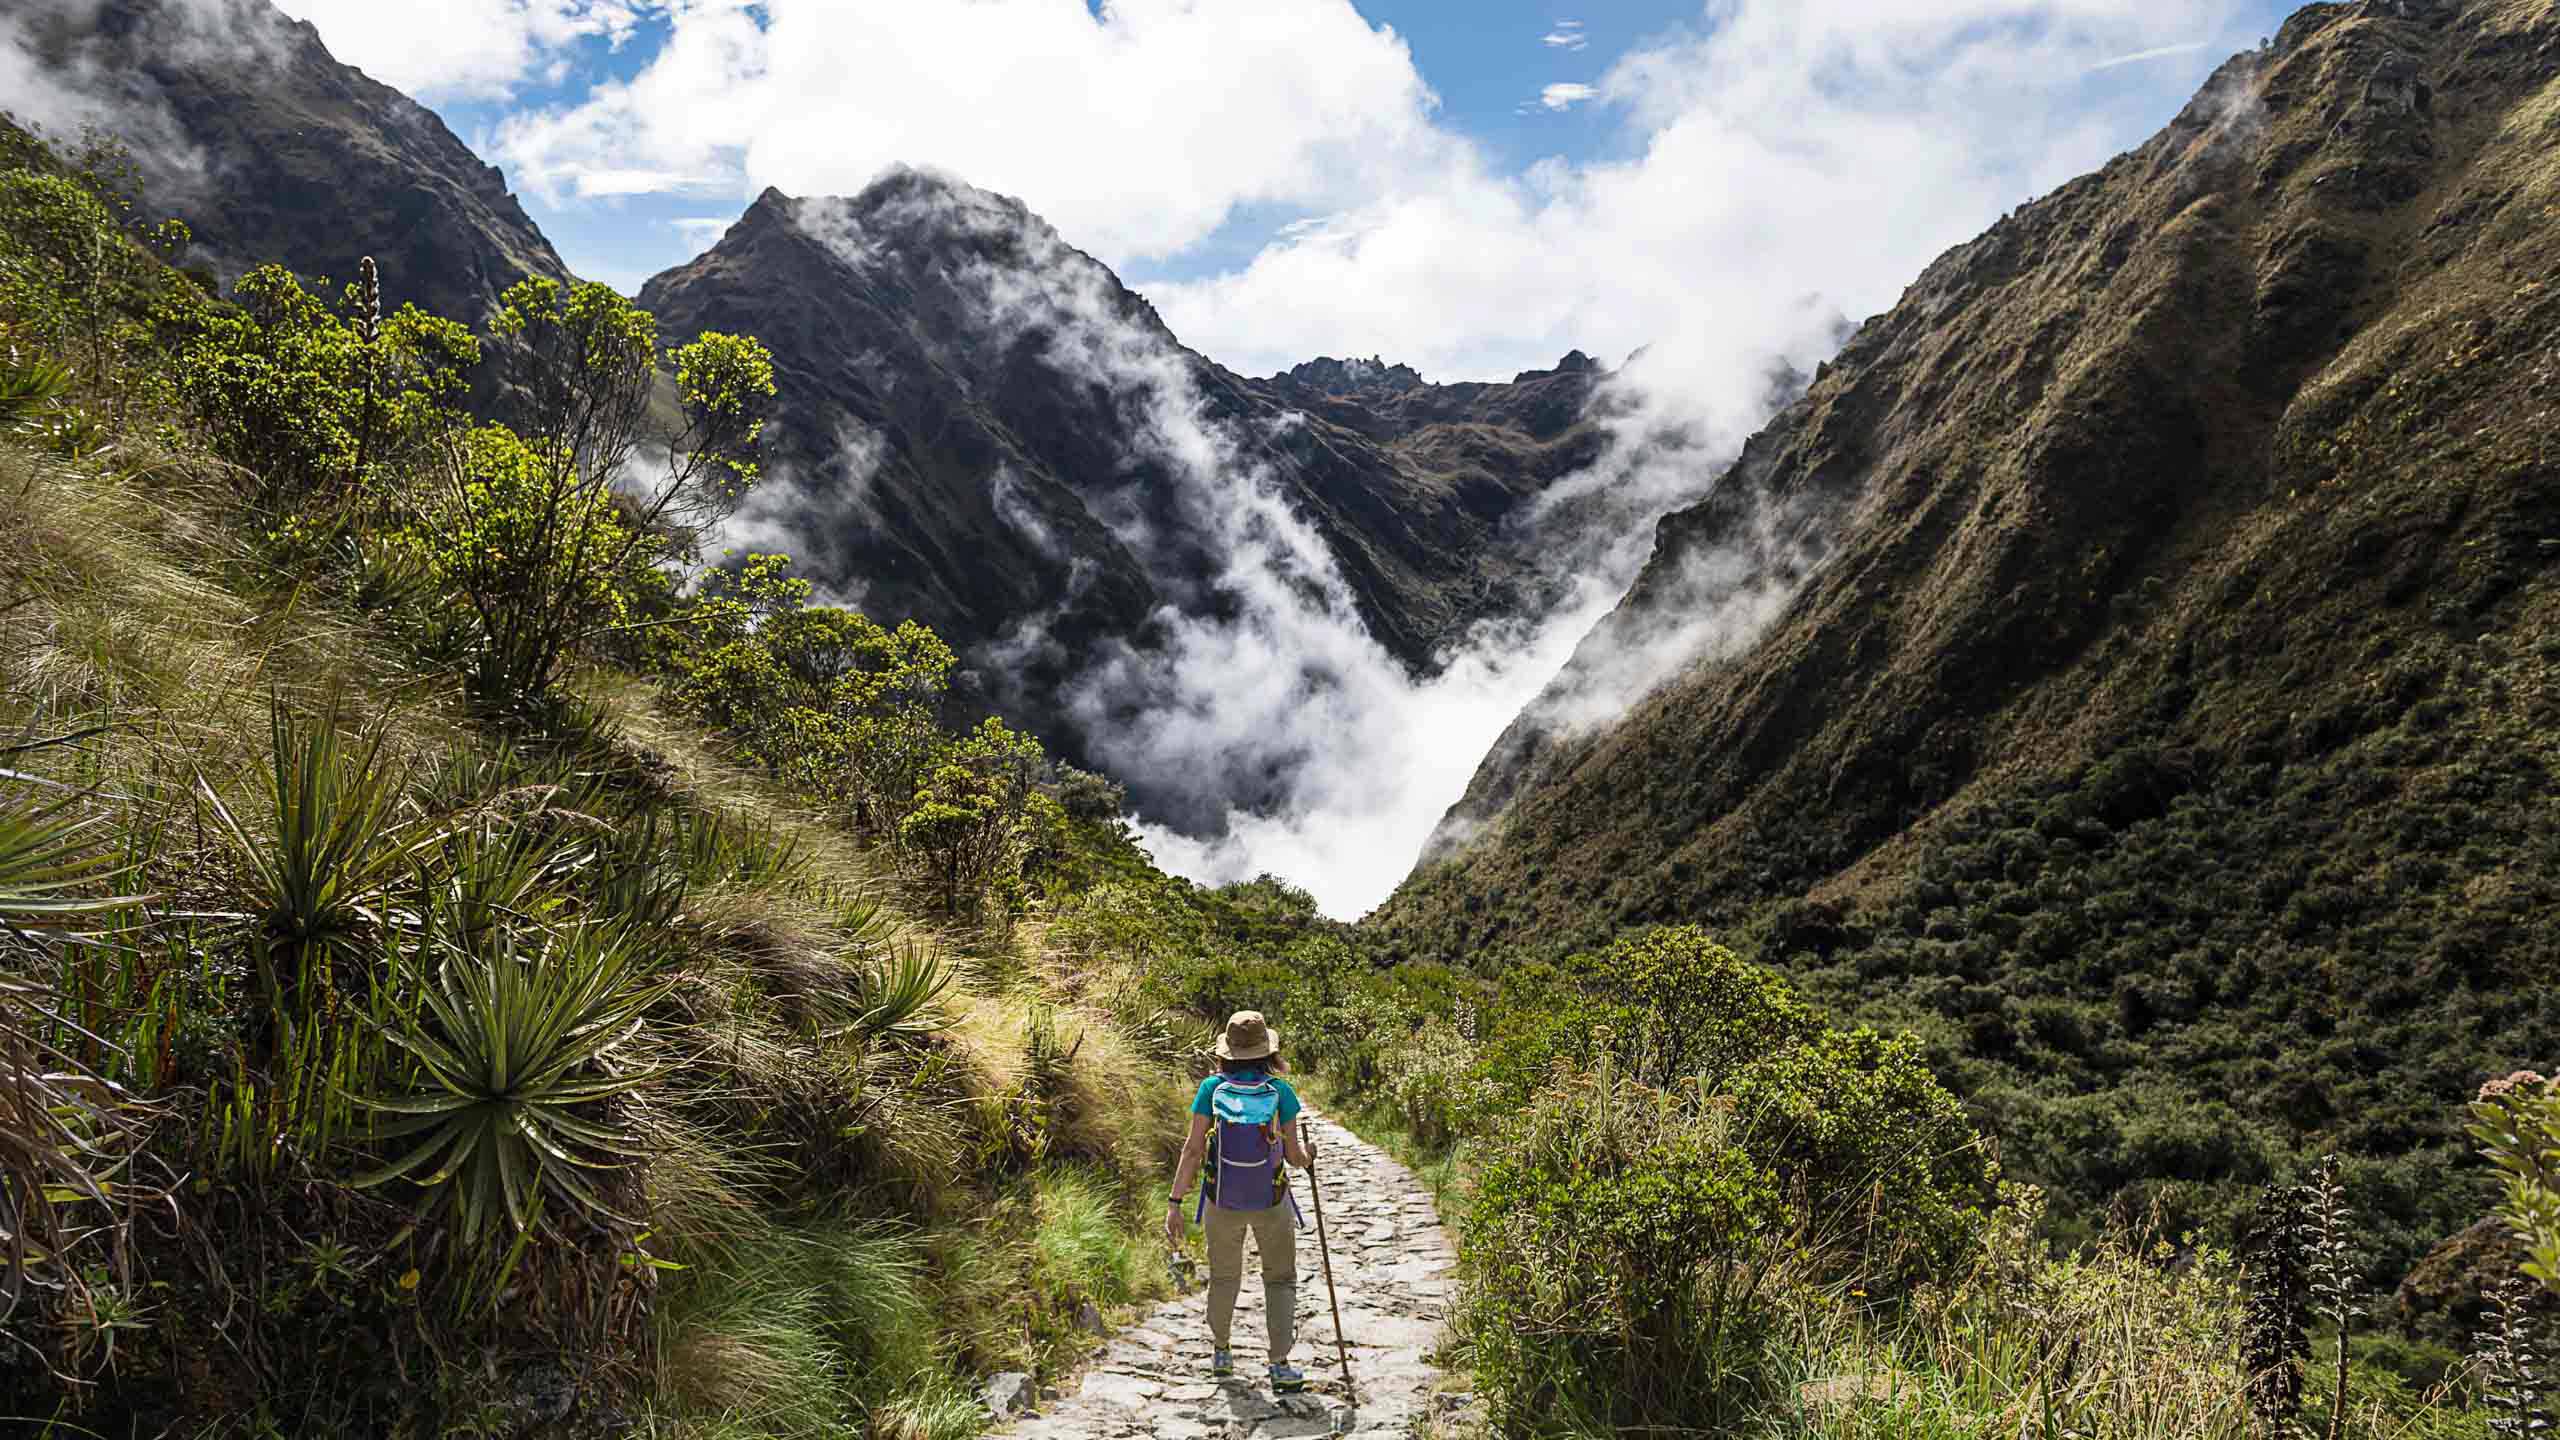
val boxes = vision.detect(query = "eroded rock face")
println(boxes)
[2394,1218,2533,1343]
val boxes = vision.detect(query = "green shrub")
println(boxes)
[445,278,774,709]
[897,717,1049,913]
[1379,1015,1476,1150]
[1724,1025,1993,1279]
[172,263,475,499]
[1463,1061,1787,1433]
[2469,1071,2560,1294]
[1451,934,1993,1434]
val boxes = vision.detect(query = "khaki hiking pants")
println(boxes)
[1202,1200,1296,1361]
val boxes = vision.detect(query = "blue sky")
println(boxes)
[277,0,2299,380]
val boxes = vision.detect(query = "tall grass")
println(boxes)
[650,1219,951,1437]
[1032,1164,1152,1313]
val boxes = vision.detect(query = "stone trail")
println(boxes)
[995,1107,1462,1439]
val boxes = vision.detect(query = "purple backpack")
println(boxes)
[1198,1077,1299,1223]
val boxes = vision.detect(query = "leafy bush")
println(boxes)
[171,263,475,499]
[1463,1060,1788,1432]
[448,277,774,708]
[2470,1071,2560,1294]
[1379,1015,1476,1150]
[898,717,1051,912]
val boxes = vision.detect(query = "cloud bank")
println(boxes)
[488,0,1451,263]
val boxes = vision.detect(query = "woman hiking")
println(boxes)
[1165,1010,1313,1392]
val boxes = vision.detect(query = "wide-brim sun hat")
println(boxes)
[1214,1010,1279,1061]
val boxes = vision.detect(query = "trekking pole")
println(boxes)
[1306,1129,1358,1408]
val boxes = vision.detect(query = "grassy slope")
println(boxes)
[1375,0,2560,1268]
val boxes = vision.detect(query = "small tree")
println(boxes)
[897,718,1045,912]
[175,263,476,502]
[1570,925,1820,1087]
[453,278,774,710]
[669,554,960,829]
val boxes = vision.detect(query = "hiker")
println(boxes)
[1165,1009,1313,1392]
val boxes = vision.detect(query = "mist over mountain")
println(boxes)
[635,172,1825,907]
[11,0,2560,1420]
[2,0,1870,914]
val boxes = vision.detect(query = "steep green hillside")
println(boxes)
[1379,0,2560,1263]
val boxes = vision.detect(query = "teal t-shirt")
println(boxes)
[1192,1072,1300,1125]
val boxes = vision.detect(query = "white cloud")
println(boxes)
[667,214,737,248]
[268,0,648,100]
[1543,22,1589,51]
[487,0,1451,263]
[1539,82,1599,111]
[1146,0,2244,386]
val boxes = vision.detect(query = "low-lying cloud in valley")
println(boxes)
[765,176,1853,917]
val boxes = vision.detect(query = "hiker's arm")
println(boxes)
[1168,1112,1211,1200]
[1282,1118,1311,1170]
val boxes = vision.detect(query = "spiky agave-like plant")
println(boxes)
[831,939,955,1045]
[355,914,671,1246]
[200,694,443,1042]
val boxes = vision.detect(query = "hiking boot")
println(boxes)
[1269,1363,1306,1393]
[1210,1350,1234,1377]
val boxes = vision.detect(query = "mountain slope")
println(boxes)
[4,0,570,323]
[639,174,1603,823]
[1378,0,2560,1259]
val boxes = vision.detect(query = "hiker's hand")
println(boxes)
[1164,1202,1184,1249]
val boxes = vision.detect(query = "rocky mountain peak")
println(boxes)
[1276,355,1427,396]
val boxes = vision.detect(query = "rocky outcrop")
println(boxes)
[1275,356,1426,397]
[3,0,570,326]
